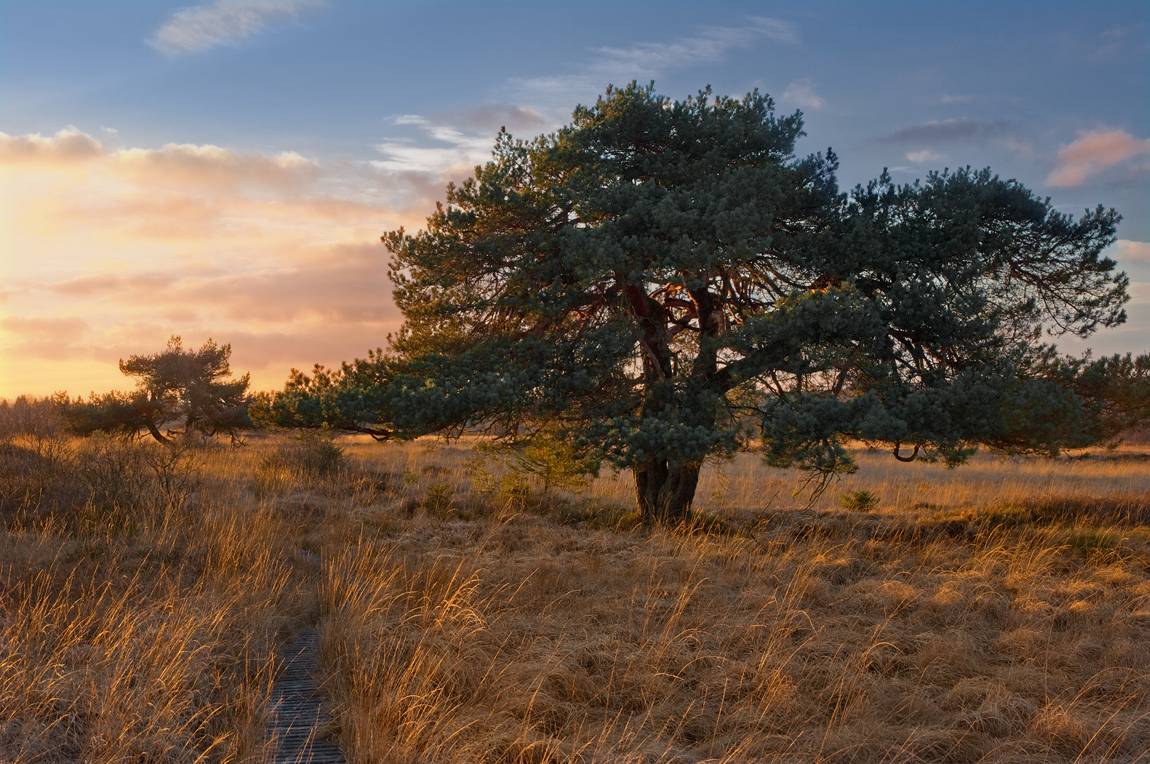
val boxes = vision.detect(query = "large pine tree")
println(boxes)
[263,83,1142,524]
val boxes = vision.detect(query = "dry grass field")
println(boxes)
[3,408,1150,762]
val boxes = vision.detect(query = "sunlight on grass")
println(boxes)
[3,426,1150,762]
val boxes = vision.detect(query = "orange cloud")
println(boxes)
[49,273,180,298]
[0,129,325,192]
[1047,129,1150,187]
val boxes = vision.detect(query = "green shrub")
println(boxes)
[423,481,456,516]
[497,473,532,509]
[840,489,880,512]
[471,426,598,497]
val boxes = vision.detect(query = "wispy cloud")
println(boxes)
[44,244,398,326]
[1,315,91,347]
[393,115,428,126]
[906,150,943,164]
[0,317,93,362]
[427,104,549,137]
[373,129,491,174]
[512,17,799,105]
[0,130,324,191]
[372,108,545,173]
[1091,23,1148,61]
[592,17,797,74]
[782,79,824,111]
[149,0,326,55]
[883,118,1011,145]
[1046,128,1150,187]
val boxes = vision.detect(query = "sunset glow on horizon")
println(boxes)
[3,1,1147,400]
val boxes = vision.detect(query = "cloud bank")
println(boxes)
[0,126,457,397]
[149,0,326,54]
[0,127,104,163]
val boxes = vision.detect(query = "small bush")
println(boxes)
[0,431,196,535]
[840,489,880,512]
[148,441,200,513]
[403,467,419,487]
[77,433,150,509]
[292,429,345,478]
[497,473,532,509]
[260,429,345,482]
[423,481,456,516]
[470,426,598,498]
[0,443,80,529]
[516,429,596,493]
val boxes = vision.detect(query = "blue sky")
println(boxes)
[1,1,1147,397]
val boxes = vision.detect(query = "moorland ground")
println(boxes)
[3,421,1150,763]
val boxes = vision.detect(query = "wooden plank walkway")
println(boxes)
[265,627,346,764]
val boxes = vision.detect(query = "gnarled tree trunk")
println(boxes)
[633,458,702,525]
[622,278,723,525]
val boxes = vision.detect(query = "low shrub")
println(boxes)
[840,489,880,512]
[259,429,346,486]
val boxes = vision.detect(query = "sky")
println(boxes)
[1,0,1147,399]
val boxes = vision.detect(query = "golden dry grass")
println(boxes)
[1,437,316,762]
[313,438,1150,763]
[4,427,1150,763]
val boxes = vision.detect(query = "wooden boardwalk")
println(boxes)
[265,628,345,764]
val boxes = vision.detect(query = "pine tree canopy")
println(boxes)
[256,83,1147,523]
